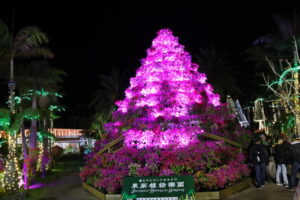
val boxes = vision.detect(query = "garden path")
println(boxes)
[39,170,98,200]
[28,155,98,200]
[225,182,294,200]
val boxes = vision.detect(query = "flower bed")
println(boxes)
[80,141,250,194]
[82,178,251,200]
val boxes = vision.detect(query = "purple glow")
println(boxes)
[29,183,44,189]
[23,162,28,189]
[105,28,221,148]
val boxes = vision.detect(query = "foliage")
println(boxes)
[0,108,26,136]
[17,61,66,93]
[50,146,64,162]
[25,147,40,176]
[80,142,250,193]
[89,67,126,121]
[0,140,8,158]
[0,19,53,62]
[195,46,241,99]
[37,130,56,142]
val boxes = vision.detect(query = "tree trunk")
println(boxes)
[29,95,38,148]
[29,95,38,179]
[3,134,20,191]
[41,118,48,177]
[21,122,29,189]
[41,137,48,177]
[8,58,15,113]
[293,70,300,136]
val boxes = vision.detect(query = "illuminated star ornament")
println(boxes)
[105,28,220,148]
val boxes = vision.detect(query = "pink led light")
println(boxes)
[29,183,44,189]
[105,28,221,148]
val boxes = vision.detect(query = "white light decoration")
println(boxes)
[3,134,23,191]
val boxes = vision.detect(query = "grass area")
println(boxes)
[0,154,84,200]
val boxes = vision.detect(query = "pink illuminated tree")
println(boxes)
[103,29,244,149]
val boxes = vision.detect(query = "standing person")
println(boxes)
[289,136,300,191]
[260,133,272,181]
[274,138,289,187]
[260,134,271,158]
[250,137,268,189]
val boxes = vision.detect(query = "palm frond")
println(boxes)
[13,26,53,58]
[16,47,54,58]
[0,108,10,118]
[22,108,41,120]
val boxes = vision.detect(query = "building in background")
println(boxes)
[20,129,96,154]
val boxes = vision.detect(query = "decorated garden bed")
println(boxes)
[80,143,250,193]
[82,178,252,200]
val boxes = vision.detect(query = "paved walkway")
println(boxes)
[39,171,98,200]
[225,182,294,200]
[27,155,98,200]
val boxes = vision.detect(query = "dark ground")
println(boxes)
[29,154,97,200]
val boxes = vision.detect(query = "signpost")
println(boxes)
[122,175,195,200]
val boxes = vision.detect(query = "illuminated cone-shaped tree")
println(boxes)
[82,29,252,194]
[104,29,225,149]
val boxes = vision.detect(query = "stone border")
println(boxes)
[82,183,121,200]
[82,178,252,200]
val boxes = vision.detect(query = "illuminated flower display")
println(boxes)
[81,29,251,193]
[80,142,250,193]
[105,29,221,148]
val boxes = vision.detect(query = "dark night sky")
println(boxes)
[0,1,298,128]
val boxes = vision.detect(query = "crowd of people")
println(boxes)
[249,133,300,191]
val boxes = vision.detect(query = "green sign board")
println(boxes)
[122,175,195,200]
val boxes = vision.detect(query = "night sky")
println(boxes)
[0,1,297,128]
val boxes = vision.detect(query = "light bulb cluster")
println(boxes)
[0,172,4,190]
[7,89,16,114]
[36,142,43,171]
[3,134,22,191]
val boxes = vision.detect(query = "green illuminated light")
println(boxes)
[278,66,300,86]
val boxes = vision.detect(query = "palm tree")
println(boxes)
[16,60,65,179]
[195,45,241,101]
[0,19,53,114]
[18,60,65,149]
[0,107,37,191]
[88,67,126,136]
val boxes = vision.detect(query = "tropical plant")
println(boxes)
[17,60,65,147]
[16,60,65,178]
[0,107,41,191]
[88,67,126,136]
[0,19,53,113]
[195,46,241,100]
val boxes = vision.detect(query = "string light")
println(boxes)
[3,134,22,191]
[36,142,43,172]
